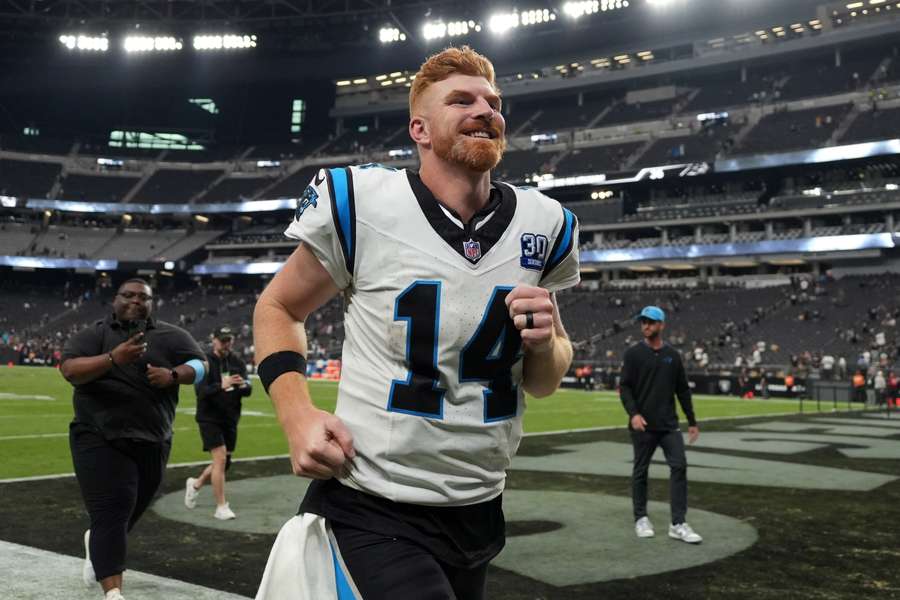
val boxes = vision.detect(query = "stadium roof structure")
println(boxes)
[0,0,828,56]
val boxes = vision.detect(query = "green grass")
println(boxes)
[0,366,803,479]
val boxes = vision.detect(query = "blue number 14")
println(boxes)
[389,282,522,422]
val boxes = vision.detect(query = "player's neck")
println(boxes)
[419,160,492,224]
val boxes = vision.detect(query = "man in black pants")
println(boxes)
[61,278,207,600]
[184,325,252,519]
[620,305,702,544]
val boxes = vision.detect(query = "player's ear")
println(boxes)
[409,116,430,147]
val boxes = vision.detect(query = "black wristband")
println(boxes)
[258,351,308,394]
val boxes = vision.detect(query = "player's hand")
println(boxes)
[146,364,173,388]
[285,406,355,479]
[631,414,648,431]
[110,333,146,365]
[687,425,700,445]
[506,285,555,353]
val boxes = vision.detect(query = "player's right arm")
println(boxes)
[253,242,356,479]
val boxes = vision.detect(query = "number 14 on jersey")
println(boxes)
[389,281,523,422]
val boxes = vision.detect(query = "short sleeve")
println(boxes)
[284,167,354,290]
[540,207,580,293]
[61,323,102,362]
[168,327,206,365]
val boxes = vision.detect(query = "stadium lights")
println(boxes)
[193,34,257,50]
[379,27,406,43]
[563,0,628,18]
[489,12,520,34]
[488,10,554,33]
[423,21,447,40]
[423,20,480,41]
[59,34,109,52]
[124,36,182,52]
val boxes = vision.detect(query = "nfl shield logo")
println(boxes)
[463,238,482,263]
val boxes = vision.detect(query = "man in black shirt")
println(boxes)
[619,305,702,544]
[61,278,207,600]
[184,326,251,520]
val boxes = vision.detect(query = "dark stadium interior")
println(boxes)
[3,2,900,596]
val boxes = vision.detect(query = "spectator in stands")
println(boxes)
[852,369,867,405]
[60,278,207,600]
[887,370,898,406]
[620,306,702,545]
[184,326,252,520]
[874,370,887,407]
[821,354,835,381]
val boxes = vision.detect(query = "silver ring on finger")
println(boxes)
[525,311,534,329]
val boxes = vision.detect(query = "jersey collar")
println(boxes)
[406,170,517,265]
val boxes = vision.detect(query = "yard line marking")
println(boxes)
[0,453,291,483]
[0,393,55,401]
[0,423,281,442]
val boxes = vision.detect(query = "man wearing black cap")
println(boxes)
[185,326,252,520]
[620,305,702,544]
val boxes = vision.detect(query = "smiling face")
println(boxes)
[420,74,507,173]
[408,47,507,174]
[113,281,153,323]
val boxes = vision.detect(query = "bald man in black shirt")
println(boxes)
[620,305,702,544]
[62,278,207,600]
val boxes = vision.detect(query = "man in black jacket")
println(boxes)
[619,306,702,544]
[62,278,207,600]
[184,326,252,519]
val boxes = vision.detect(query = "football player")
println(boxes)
[254,46,580,600]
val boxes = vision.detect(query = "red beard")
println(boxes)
[433,129,507,173]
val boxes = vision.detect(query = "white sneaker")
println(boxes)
[634,516,655,538]
[184,477,199,509]
[82,529,95,587]
[214,502,236,520]
[669,522,703,544]
[105,588,125,600]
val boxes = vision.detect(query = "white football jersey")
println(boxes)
[285,164,580,506]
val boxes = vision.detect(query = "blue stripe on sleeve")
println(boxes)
[549,208,575,267]
[329,167,353,266]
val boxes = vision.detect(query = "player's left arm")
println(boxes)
[507,286,573,398]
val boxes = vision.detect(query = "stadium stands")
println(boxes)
[0,159,61,198]
[840,105,900,145]
[199,176,276,203]
[736,104,853,156]
[132,169,224,204]
[555,142,644,176]
[58,174,140,203]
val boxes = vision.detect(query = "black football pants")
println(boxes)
[330,521,489,600]
[70,426,171,580]
[630,428,688,525]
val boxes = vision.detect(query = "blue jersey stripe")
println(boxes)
[329,167,353,271]
[548,208,575,269]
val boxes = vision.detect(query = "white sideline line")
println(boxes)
[0,422,280,443]
[0,453,292,484]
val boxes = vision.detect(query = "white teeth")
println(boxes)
[467,131,490,138]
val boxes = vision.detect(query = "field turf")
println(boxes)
[0,366,803,479]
